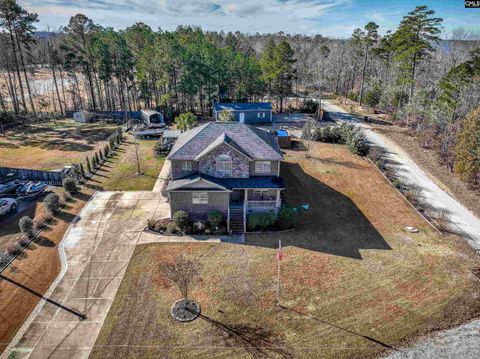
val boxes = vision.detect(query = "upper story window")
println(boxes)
[192,192,208,204]
[181,161,192,172]
[255,161,271,174]
[216,154,232,176]
[257,112,266,118]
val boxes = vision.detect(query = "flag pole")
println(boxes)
[276,239,281,306]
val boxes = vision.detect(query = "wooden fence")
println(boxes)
[0,166,73,186]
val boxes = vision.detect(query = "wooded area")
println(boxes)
[0,0,479,188]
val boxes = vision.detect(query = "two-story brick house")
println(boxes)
[166,122,284,233]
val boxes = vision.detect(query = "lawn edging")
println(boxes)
[365,157,443,235]
[0,191,95,359]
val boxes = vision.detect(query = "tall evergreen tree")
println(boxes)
[391,6,442,99]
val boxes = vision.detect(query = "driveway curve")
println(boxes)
[322,100,480,247]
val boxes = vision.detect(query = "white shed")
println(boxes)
[140,110,165,128]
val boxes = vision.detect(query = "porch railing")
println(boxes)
[247,200,278,212]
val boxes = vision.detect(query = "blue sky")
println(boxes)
[20,0,480,38]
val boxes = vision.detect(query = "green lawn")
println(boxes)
[87,136,164,191]
[91,141,480,359]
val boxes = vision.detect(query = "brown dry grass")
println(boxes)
[0,119,116,170]
[92,141,480,359]
[0,187,94,354]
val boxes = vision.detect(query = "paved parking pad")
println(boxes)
[8,191,165,359]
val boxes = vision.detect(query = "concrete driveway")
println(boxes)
[6,190,169,358]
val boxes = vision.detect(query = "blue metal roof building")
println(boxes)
[213,102,272,124]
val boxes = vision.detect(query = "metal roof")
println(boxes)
[213,102,272,112]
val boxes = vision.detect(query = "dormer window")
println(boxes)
[181,161,192,172]
[255,161,271,174]
[216,154,232,176]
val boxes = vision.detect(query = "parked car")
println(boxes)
[0,198,17,216]
[0,180,23,195]
[16,181,47,198]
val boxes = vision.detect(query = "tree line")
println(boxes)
[0,0,478,188]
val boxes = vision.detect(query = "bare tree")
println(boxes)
[160,253,200,300]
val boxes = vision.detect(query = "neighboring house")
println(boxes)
[213,102,273,124]
[166,122,284,233]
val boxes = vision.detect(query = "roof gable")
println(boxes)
[194,133,252,161]
[167,122,283,161]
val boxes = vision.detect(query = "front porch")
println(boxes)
[228,188,282,233]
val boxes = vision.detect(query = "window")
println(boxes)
[255,161,271,174]
[216,154,232,176]
[257,112,266,118]
[192,192,208,204]
[253,189,270,197]
[181,161,192,172]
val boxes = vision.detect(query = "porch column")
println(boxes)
[276,190,281,208]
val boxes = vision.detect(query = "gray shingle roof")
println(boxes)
[167,122,283,161]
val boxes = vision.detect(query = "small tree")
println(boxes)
[218,109,234,122]
[94,152,100,167]
[301,120,318,158]
[19,216,34,238]
[175,112,196,132]
[44,193,60,215]
[79,163,85,177]
[62,178,78,195]
[86,156,92,174]
[98,149,104,162]
[160,254,200,299]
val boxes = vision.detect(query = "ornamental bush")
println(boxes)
[44,193,60,215]
[207,210,225,229]
[277,205,297,230]
[247,212,277,231]
[172,211,189,230]
[62,178,78,195]
[19,216,34,238]
[346,130,370,156]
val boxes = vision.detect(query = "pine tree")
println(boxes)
[272,39,296,113]
[79,163,85,177]
[391,6,442,100]
[454,108,480,188]
[358,22,379,105]
[94,152,100,166]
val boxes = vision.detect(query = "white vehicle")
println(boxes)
[0,198,17,216]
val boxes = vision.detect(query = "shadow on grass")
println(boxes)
[279,305,399,352]
[200,313,292,358]
[246,162,392,259]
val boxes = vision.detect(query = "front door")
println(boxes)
[239,112,245,123]
[230,189,244,205]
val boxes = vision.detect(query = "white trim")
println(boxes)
[277,161,280,177]
[192,192,209,204]
[167,177,230,191]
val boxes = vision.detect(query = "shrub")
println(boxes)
[172,211,189,230]
[392,178,402,189]
[193,221,206,234]
[44,193,60,215]
[346,130,370,156]
[247,212,277,231]
[94,152,100,167]
[79,163,85,177]
[207,210,225,229]
[6,242,23,256]
[18,236,31,247]
[368,146,384,163]
[19,216,34,237]
[215,225,227,235]
[277,206,298,230]
[302,99,318,114]
[86,156,92,174]
[347,91,357,101]
[364,86,382,108]
[34,214,49,230]
[155,219,170,232]
[62,178,78,195]
[166,222,178,235]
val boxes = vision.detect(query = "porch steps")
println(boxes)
[230,205,244,233]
